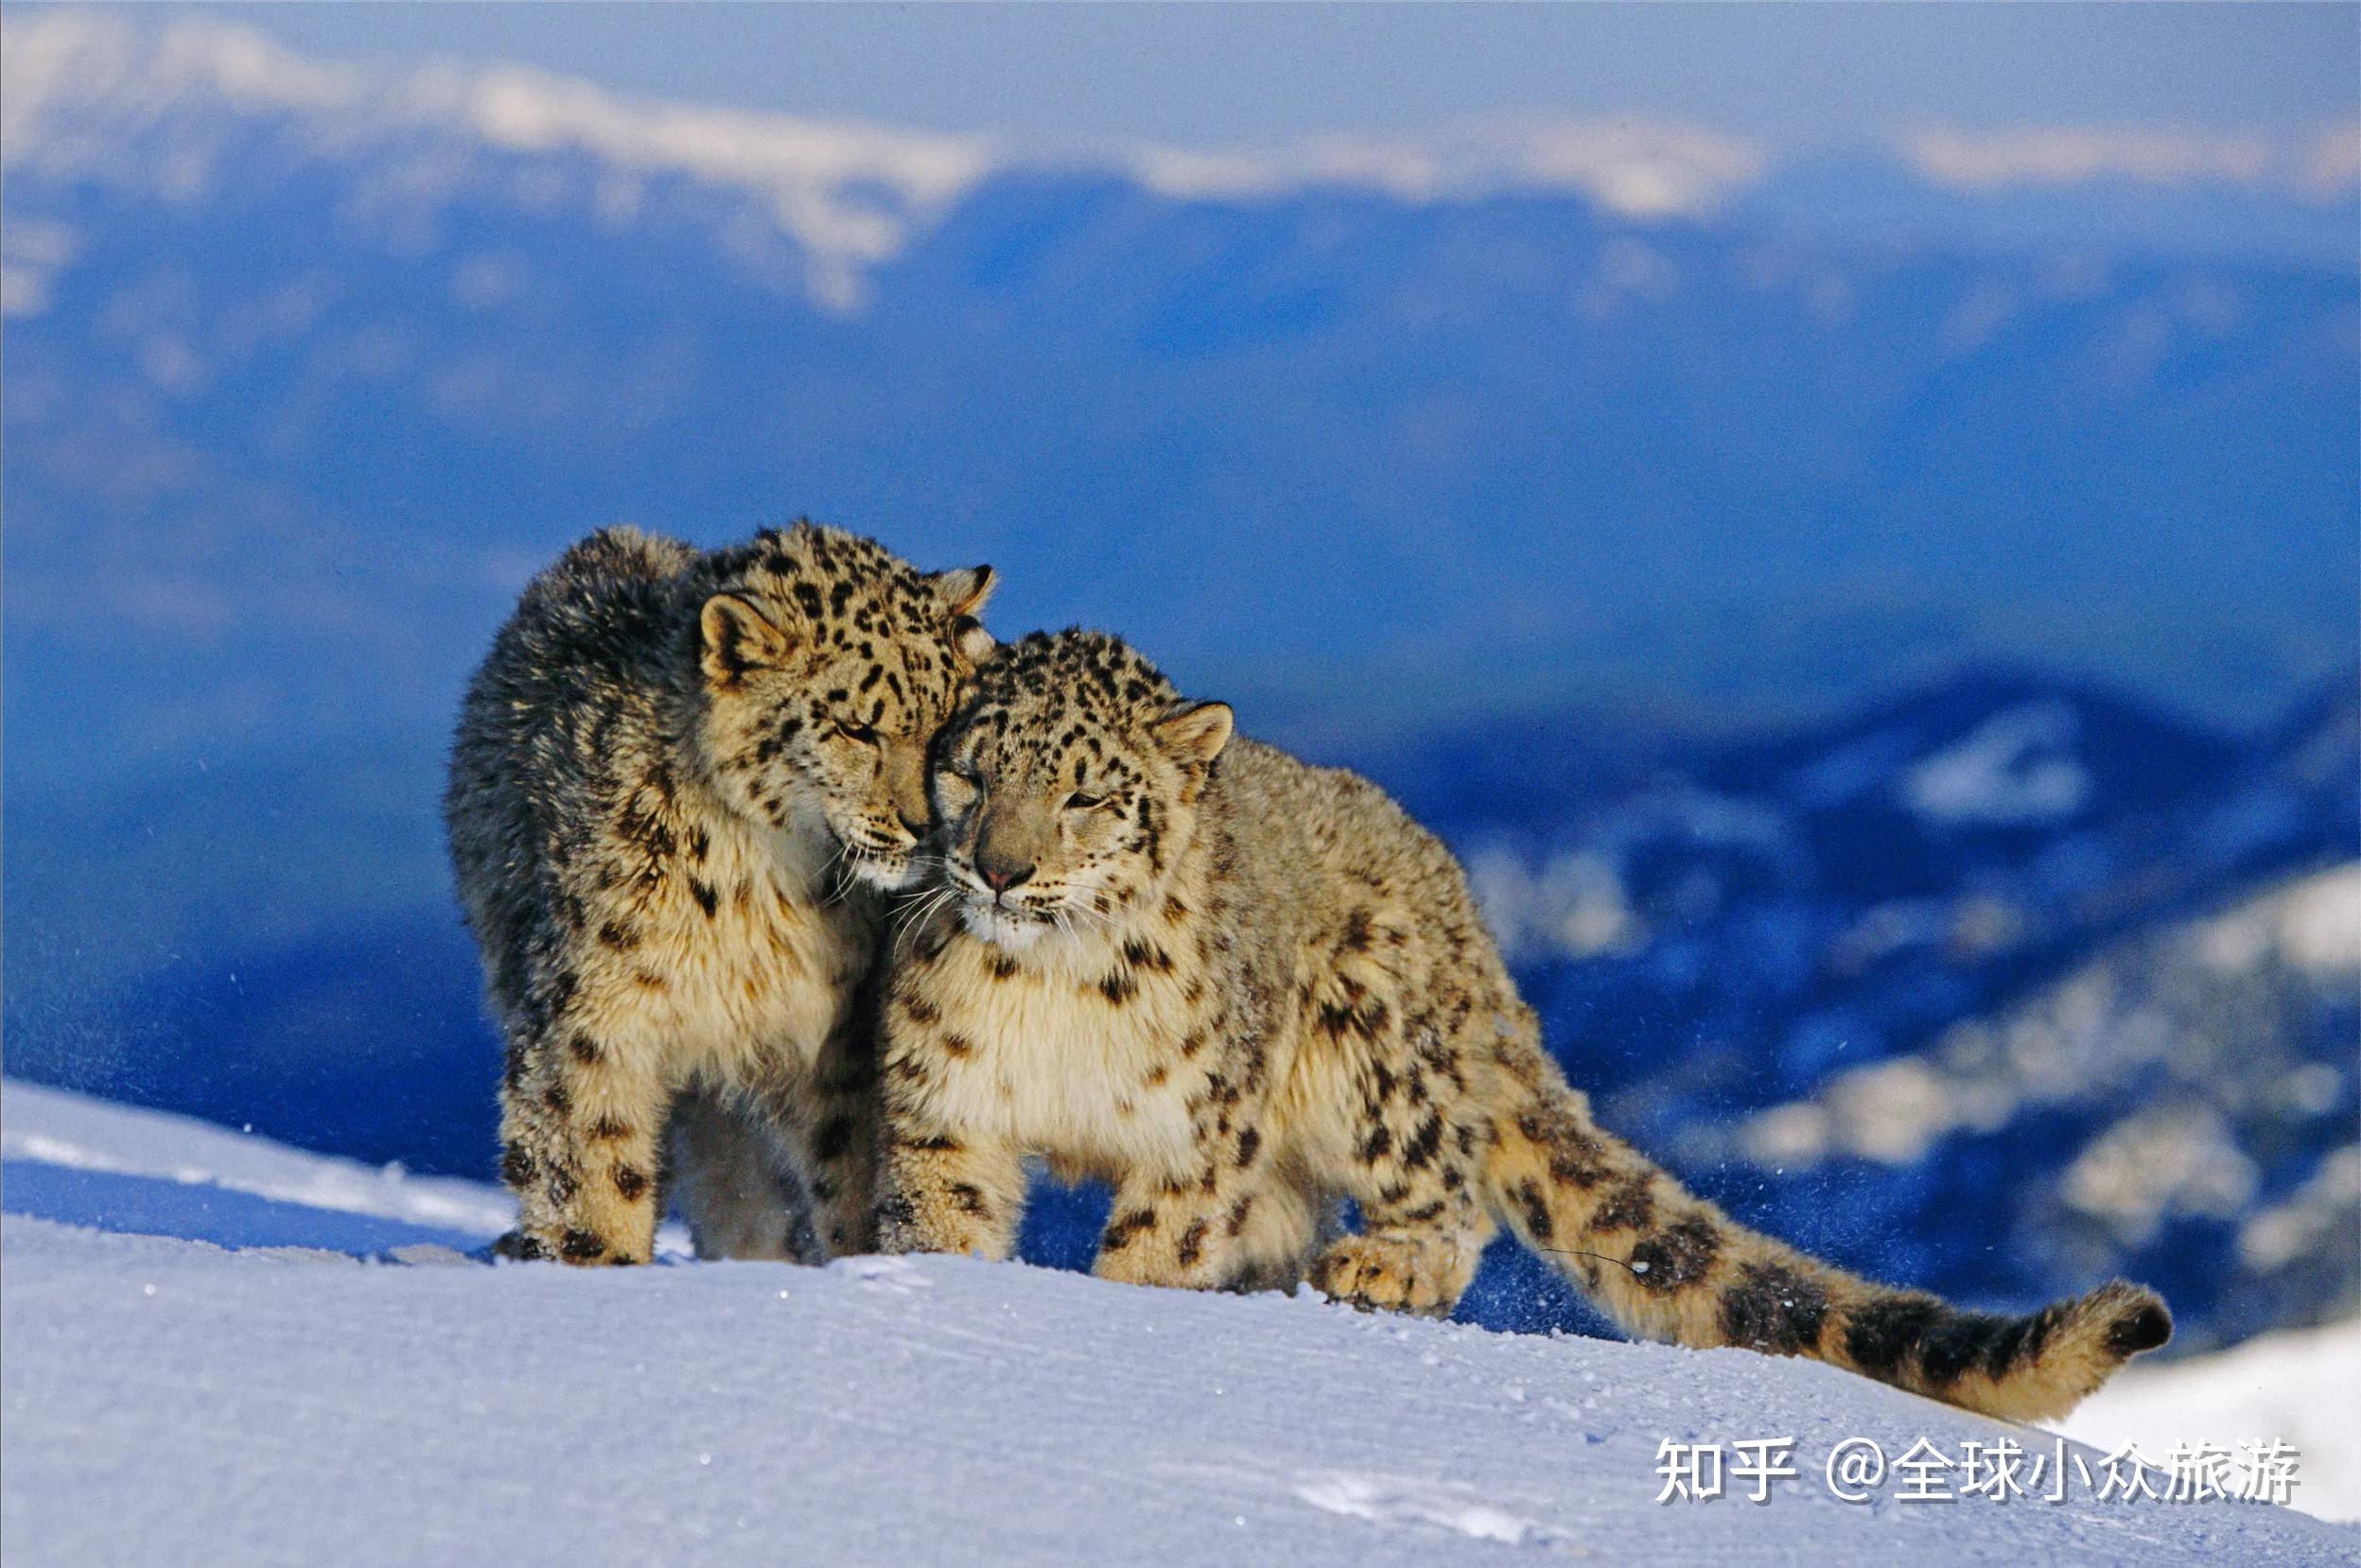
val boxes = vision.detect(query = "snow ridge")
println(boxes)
[5,1082,2355,1563]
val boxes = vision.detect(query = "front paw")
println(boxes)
[493,1226,642,1266]
[872,1190,995,1258]
[491,1228,548,1263]
[872,1191,926,1255]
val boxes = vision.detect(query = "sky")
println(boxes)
[125,2,2361,153]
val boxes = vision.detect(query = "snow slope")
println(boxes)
[4,1082,2353,1566]
[2061,1317,2361,1525]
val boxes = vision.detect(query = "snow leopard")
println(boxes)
[446,521,993,1264]
[871,629,2172,1421]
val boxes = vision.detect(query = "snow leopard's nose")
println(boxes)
[978,856,1034,893]
[896,808,929,840]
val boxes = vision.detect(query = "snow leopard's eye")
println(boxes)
[1063,792,1109,812]
[833,719,880,745]
[936,761,983,804]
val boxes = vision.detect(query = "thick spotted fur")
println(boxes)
[873,629,2171,1421]
[446,521,992,1264]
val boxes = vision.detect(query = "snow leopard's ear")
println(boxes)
[700,592,793,689]
[1153,701,1233,767]
[932,564,996,617]
[931,565,997,665]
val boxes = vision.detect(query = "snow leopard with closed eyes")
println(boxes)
[446,520,992,1265]
[874,628,2171,1421]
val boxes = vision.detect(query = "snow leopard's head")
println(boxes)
[697,523,994,891]
[928,629,1231,949]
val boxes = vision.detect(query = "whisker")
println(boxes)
[892,884,960,958]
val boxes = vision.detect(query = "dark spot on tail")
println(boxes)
[1976,1306,2054,1377]
[948,1183,990,1217]
[1519,1104,1610,1189]
[1176,1219,1208,1268]
[1628,1213,1723,1295]
[2107,1298,2173,1355]
[1593,1174,1655,1232]
[1845,1295,1943,1379]
[1919,1311,2015,1385]
[612,1165,651,1202]
[1719,1261,1828,1353]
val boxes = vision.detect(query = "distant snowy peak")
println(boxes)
[1904,122,2361,202]
[1139,117,2361,218]
[0,12,995,310]
[0,10,359,131]
[1751,674,2238,830]
[7,12,2356,314]
[1130,117,1766,218]
[1900,700,2091,828]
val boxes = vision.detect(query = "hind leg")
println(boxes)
[728,1025,885,1261]
[1310,1192,1495,1317]
[1314,1091,1497,1315]
[668,1084,820,1263]
[1312,1035,1499,1315]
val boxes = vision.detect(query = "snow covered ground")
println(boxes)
[2061,1316,2361,1525]
[5,1082,2354,1566]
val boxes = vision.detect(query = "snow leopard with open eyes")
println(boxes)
[446,520,992,1265]
[872,628,2172,1421]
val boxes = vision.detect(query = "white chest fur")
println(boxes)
[919,934,1202,1179]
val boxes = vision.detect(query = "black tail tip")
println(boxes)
[2103,1287,2173,1356]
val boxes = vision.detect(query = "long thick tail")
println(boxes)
[1485,1090,2172,1422]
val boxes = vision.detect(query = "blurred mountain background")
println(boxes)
[4,9,2354,1351]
